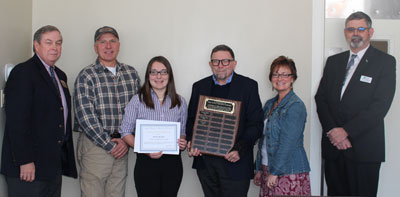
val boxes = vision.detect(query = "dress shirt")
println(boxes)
[119,90,187,138]
[74,58,140,151]
[341,45,369,98]
[37,55,68,133]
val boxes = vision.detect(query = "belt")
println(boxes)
[110,132,121,139]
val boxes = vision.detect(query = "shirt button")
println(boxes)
[57,140,63,145]
[60,107,63,111]
[59,124,63,128]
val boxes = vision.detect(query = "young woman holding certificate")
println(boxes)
[119,56,187,197]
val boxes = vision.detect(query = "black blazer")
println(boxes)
[315,46,396,162]
[186,72,264,180]
[1,54,77,180]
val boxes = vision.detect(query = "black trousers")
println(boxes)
[325,154,381,197]
[196,156,250,197]
[6,175,62,197]
[134,153,183,197]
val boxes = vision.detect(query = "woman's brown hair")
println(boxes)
[139,56,181,109]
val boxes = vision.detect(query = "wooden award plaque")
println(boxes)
[191,95,241,156]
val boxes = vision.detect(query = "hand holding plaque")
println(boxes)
[191,95,241,157]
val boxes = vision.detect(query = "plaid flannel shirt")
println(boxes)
[74,58,140,152]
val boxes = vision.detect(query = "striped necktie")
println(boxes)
[340,54,357,99]
[49,66,60,95]
[343,54,357,84]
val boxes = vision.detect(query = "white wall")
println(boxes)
[31,0,313,196]
[0,0,32,196]
[325,18,400,197]
[310,0,325,195]
[2,1,398,196]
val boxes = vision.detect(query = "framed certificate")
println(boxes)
[134,119,180,155]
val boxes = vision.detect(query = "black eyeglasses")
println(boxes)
[210,59,234,66]
[149,69,168,76]
[345,27,369,33]
[272,73,293,78]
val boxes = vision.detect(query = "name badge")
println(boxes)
[360,75,372,83]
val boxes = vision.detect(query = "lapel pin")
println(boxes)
[60,80,68,88]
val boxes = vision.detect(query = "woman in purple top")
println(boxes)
[119,56,187,197]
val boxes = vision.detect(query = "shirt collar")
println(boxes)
[37,54,54,71]
[95,58,122,71]
[350,44,370,60]
[212,72,234,86]
[150,89,170,100]
[271,89,294,107]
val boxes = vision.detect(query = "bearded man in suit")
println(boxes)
[315,11,396,197]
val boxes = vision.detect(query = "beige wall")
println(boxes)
[33,0,313,196]
[0,0,313,196]
[325,18,400,196]
[0,0,32,196]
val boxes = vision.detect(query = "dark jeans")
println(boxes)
[196,155,250,197]
[6,175,62,197]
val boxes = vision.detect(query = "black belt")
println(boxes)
[110,132,121,139]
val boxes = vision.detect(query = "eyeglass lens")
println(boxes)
[272,73,292,78]
[346,27,368,32]
[211,59,233,66]
[150,69,168,76]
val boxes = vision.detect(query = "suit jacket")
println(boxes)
[186,72,264,180]
[1,54,78,180]
[315,46,396,162]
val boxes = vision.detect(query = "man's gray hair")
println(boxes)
[33,25,61,53]
[345,11,372,28]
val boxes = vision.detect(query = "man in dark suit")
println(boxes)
[315,12,396,196]
[186,44,264,197]
[1,25,77,197]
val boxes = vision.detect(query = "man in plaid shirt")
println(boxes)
[74,26,140,197]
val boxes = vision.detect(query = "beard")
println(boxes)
[349,35,365,48]
[215,72,228,81]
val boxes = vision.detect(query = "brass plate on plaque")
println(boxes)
[191,95,241,156]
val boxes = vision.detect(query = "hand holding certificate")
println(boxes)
[134,119,180,155]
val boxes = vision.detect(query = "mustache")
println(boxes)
[351,35,363,42]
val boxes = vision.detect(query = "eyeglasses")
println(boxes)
[345,27,369,33]
[272,73,293,78]
[210,59,234,66]
[149,69,168,76]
